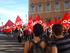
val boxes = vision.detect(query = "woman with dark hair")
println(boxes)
[50,23,70,53]
[24,23,48,53]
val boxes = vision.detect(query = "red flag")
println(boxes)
[42,22,47,31]
[15,16,23,28]
[61,12,69,26]
[35,15,40,21]
[67,14,70,24]
[28,16,33,32]
[61,12,70,29]
[0,26,3,29]
[66,13,70,29]
[3,20,15,32]
[50,19,55,25]
[28,16,33,26]
[34,15,42,24]
[0,26,4,31]
[55,18,61,23]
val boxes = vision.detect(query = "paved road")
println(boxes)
[0,34,24,53]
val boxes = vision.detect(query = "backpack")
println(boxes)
[28,39,46,53]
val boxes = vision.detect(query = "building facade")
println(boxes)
[29,0,70,21]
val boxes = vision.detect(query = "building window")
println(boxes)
[46,2,51,11]
[64,0,70,9]
[38,3,42,12]
[54,0,60,10]
[31,3,34,12]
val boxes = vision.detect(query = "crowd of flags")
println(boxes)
[0,12,70,32]
[0,16,23,32]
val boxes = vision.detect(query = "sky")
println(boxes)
[0,0,28,26]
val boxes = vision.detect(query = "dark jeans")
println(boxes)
[17,36,22,43]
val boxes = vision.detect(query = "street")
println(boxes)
[0,34,24,53]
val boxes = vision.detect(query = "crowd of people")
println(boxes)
[4,23,70,53]
[23,23,70,53]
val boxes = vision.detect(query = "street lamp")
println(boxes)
[0,18,3,26]
[1,21,3,26]
[26,14,28,25]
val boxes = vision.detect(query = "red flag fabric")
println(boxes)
[61,12,69,26]
[42,22,47,31]
[34,15,42,24]
[0,26,3,29]
[66,14,70,29]
[0,26,4,31]
[61,12,70,26]
[28,16,33,32]
[3,28,13,32]
[50,19,55,25]
[15,16,23,28]
[28,16,33,26]
[3,20,15,32]
[35,15,40,21]
[55,18,61,23]
[67,14,70,24]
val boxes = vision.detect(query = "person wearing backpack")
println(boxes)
[24,23,48,53]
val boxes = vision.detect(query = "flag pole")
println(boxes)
[26,14,28,26]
